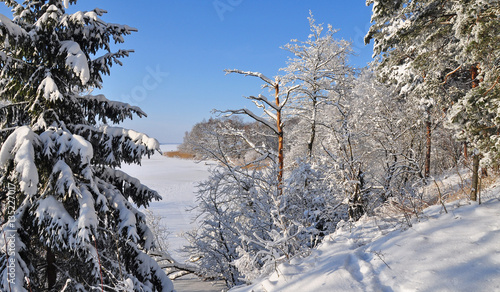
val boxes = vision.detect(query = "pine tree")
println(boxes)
[365,0,500,199]
[0,1,173,291]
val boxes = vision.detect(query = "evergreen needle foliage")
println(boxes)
[0,1,173,291]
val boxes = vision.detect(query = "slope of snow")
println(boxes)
[232,183,500,292]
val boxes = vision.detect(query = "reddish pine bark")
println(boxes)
[275,79,284,196]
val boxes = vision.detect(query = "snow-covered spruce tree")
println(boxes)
[0,1,173,291]
[365,0,500,200]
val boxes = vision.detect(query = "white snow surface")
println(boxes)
[119,144,211,262]
[231,185,500,292]
[60,40,90,85]
[0,13,27,38]
[38,75,64,102]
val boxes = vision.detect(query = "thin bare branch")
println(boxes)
[440,65,462,85]
[483,75,500,96]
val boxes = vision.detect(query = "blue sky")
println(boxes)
[1,1,374,143]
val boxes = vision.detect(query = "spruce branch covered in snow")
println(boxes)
[0,1,172,291]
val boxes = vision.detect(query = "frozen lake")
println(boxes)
[120,144,225,291]
[120,144,210,261]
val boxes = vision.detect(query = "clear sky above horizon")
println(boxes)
[0,1,375,143]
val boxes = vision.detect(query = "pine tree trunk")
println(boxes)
[424,113,431,178]
[46,247,56,290]
[470,64,480,201]
[275,78,284,196]
[471,154,479,201]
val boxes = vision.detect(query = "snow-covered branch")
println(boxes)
[247,94,279,111]
[215,108,278,135]
[280,84,300,108]
[224,69,276,87]
[100,167,161,207]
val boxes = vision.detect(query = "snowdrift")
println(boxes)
[231,183,500,292]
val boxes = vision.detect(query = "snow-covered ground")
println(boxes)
[231,183,500,292]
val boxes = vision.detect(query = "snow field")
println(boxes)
[120,144,212,262]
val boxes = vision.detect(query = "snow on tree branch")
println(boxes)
[215,108,279,135]
[77,94,147,124]
[0,126,39,196]
[72,124,160,167]
[100,167,161,208]
[35,195,76,246]
[37,75,64,103]
[224,69,276,87]
[97,179,140,243]
[60,41,90,85]
[79,94,146,116]
[101,126,159,151]
[247,94,279,111]
[0,13,27,39]
[280,84,300,108]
